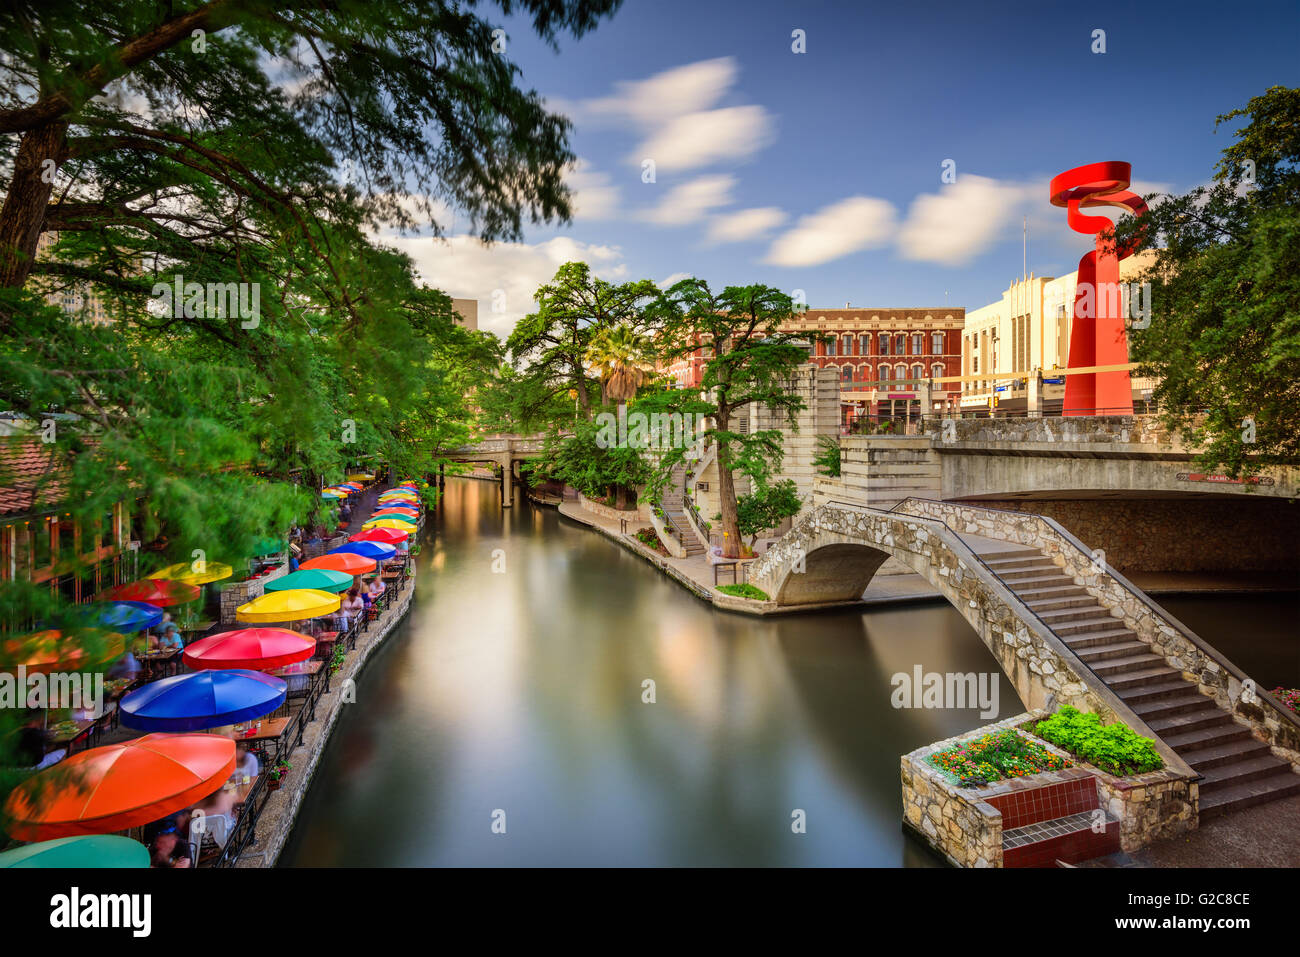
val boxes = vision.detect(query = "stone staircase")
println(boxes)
[982,547,1300,820]
[660,462,705,558]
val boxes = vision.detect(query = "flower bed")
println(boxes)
[928,729,1071,787]
[1028,706,1163,776]
[634,527,668,555]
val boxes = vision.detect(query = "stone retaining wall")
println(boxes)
[577,493,649,524]
[218,561,288,623]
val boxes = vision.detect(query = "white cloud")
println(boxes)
[575,57,736,129]
[658,271,693,288]
[635,105,774,173]
[640,175,736,226]
[555,57,774,175]
[897,175,1029,266]
[705,206,786,244]
[379,234,626,339]
[764,197,897,267]
[564,158,621,221]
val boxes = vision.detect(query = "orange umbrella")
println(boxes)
[5,734,236,841]
[95,578,200,608]
[0,630,125,676]
[299,552,376,575]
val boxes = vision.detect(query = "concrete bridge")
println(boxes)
[748,497,1300,822]
[443,434,548,506]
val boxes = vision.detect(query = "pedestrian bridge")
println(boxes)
[442,434,549,506]
[747,497,1300,820]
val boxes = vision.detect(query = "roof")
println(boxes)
[0,437,68,517]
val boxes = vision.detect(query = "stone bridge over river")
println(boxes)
[748,497,1300,821]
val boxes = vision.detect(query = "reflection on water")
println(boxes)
[281,478,1031,866]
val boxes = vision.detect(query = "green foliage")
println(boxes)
[633,527,665,553]
[1033,706,1164,776]
[505,262,660,425]
[813,434,841,477]
[1117,86,1300,474]
[734,479,801,545]
[716,583,769,601]
[532,415,649,504]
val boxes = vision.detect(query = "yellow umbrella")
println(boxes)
[235,589,340,624]
[362,518,416,531]
[347,473,375,482]
[152,561,234,586]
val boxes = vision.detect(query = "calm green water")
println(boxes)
[280,478,1297,867]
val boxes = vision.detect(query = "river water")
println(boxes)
[280,478,1297,867]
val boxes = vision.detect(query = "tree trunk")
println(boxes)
[0,121,69,289]
[715,405,741,558]
[614,484,628,510]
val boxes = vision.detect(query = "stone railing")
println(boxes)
[747,500,1195,780]
[646,503,687,559]
[896,497,1300,768]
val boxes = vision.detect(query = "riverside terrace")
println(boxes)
[0,479,421,869]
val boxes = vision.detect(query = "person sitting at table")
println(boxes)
[147,815,193,868]
[107,647,143,681]
[151,623,184,653]
[335,586,365,630]
[9,711,63,769]
[234,740,260,780]
[150,611,173,638]
[367,575,386,602]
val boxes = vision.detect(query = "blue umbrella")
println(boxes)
[81,601,164,632]
[119,670,286,732]
[328,541,397,561]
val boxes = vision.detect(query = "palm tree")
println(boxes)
[585,325,657,410]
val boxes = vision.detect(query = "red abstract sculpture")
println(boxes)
[1049,162,1148,416]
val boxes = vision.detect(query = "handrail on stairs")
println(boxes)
[890,496,1300,741]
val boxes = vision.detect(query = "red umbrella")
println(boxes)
[95,578,201,608]
[349,527,409,544]
[4,734,235,841]
[371,508,418,518]
[299,552,376,575]
[182,628,316,671]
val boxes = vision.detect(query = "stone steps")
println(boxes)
[976,536,1300,826]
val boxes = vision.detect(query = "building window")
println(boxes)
[933,331,944,354]
[912,363,924,381]
[859,334,871,355]
[841,365,853,381]
[913,333,924,355]
[895,334,906,355]
[931,362,945,378]
[878,365,890,381]
[842,334,853,356]
[826,337,837,357]
[894,363,907,381]
[879,332,890,355]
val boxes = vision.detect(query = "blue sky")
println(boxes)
[387,0,1300,337]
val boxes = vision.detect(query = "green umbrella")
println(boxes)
[0,835,150,868]
[264,568,353,594]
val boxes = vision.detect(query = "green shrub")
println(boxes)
[1033,706,1164,775]
[717,583,769,601]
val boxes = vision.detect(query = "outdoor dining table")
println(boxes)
[138,648,181,678]
[221,718,292,762]
[266,658,327,716]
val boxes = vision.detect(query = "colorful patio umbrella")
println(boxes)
[0,630,126,676]
[349,527,409,544]
[82,601,164,633]
[152,561,234,586]
[4,734,236,841]
[339,482,363,490]
[0,835,150,869]
[119,670,287,732]
[322,491,343,501]
[373,504,418,513]
[363,519,416,532]
[96,578,200,608]
[299,552,376,575]
[369,512,417,524]
[329,541,397,561]
[182,628,315,671]
[347,473,375,482]
[264,568,353,593]
[235,589,340,624]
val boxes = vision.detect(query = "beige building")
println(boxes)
[961,251,1157,413]
[451,297,478,331]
